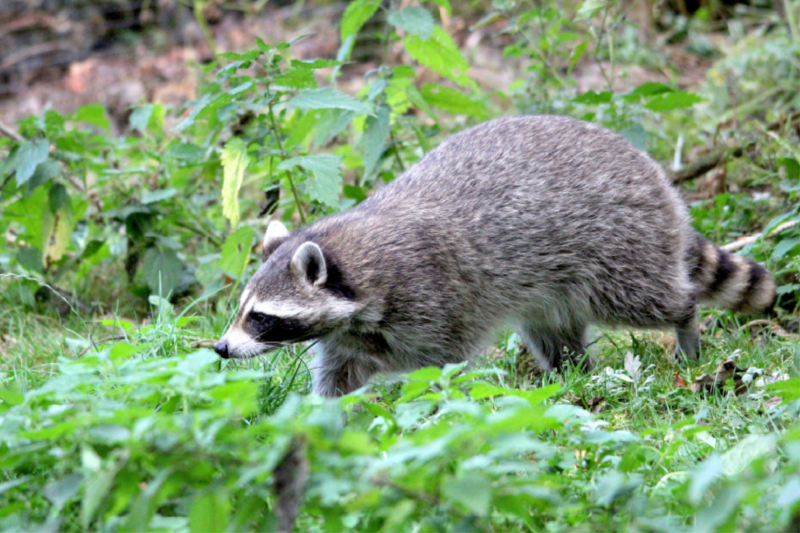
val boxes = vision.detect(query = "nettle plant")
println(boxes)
[0,0,491,308]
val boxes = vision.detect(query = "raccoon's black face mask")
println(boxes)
[215,221,361,359]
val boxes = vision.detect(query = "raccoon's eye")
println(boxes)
[249,312,269,324]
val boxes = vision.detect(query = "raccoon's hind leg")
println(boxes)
[517,322,593,372]
[674,306,700,362]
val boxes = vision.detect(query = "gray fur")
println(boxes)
[217,115,777,396]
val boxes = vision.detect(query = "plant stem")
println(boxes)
[192,0,218,57]
[268,102,306,224]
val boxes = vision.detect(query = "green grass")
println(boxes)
[1,287,798,532]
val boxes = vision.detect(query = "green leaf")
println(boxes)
[779,157,800,181]
[772,237,800,260]
[14,139,50,186]
[189,490,231,533]
[569,41,588,73]
[0,387,24,406]
[388,7,434,40]
[644,91,704,111]
[27,158,61,192]
[288,87,372,115]
[218,226,255,279]
[688,453,723,504]
[273,68,317,89]
[278,154,343,208]
[44,474,83,511]
[442,474,492,516]
[221,138,251,227]
[141,188,178,204]
[573,91,613,105]
[142,247,182,297]
[404,26,473,88]
[343,184,367,203]
[340,0,382,41]
[129,104,154,133]
[630,82,673,96]
[765,377,800,401]
[362,105,391,180]
[420,84,488,118]
[74,103,110,131]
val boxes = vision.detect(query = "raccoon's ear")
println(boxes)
[291,242,327,288]
[262,220,290,262]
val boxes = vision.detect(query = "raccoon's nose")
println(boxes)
[214,340,230,359]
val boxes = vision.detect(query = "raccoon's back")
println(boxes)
[368,115,690,277]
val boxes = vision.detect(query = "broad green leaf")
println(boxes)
[176,92,232,131]
[189,490,231,533]
[721,434,776,476]
[129,104,154,133]
[388,6,434,40]
[27,158,61,192]
[142,247,182,297]
[765,377,800,401]
[343,184,367,203]
[442,474,492,516]
[273,68,317,89]
[404,26,473,88]
[165,141,206,163]
[772,237,800,259]
[74,103,110,131]
[14,139,49,186]
[278,154,342,208]
[340,0,381,41]
[644,91,704,111]
[362,105,391,180]
[44,474,83,511]
[221,138,251,227]
[573,91,613,105]
[218,226,255,279]
[0,387,24,406]
[288,87,372,115]
[420,84,488,118]
[688,453,723,504]
[141,188,178,204]
[630,82,674,96]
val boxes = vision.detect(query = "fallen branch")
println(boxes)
[721,220,799,253]
[671,146,744,184]
[0,118,23,142]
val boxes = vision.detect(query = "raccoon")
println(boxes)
[215,115,776,397]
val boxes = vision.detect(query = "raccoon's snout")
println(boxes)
[214,340,230,359]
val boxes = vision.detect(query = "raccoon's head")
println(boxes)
[214,220,361,359]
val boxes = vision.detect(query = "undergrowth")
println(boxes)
[1,0,800,532]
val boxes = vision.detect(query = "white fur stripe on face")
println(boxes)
[251,298,363,322]
[221,325,256,351]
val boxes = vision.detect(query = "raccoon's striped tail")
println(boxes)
[688,233,777,314]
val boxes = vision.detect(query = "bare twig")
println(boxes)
[721,220,799,253]
[0,118,23,142]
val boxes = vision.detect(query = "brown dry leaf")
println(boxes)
[673,373,690,389]
[690,359,749,395]
[771,324,799,341]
